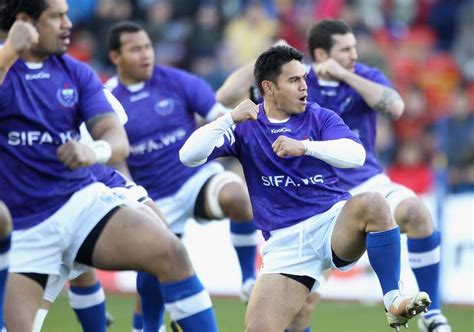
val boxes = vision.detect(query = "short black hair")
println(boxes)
[0,0,48,31]
[254,45,304,96]
[108,21,144,52]
[307,20,352,61]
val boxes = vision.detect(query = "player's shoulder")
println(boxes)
[306,102,339,120]
[58,54,91,70]
[154,64,193,79]
[54,54,97,80]
[354,62,385,78]
[104,76,119,91]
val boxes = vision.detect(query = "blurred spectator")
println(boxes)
[223,1,277,67]
[68,0,97,25]
[142,0,193,68]
[90,0,134,68]
[453,0,474,82]
[393,85,430,141]
[67,27,96,64]
[189,3,224,59]
[387,140,434,194]
[427,0,465,51]
[445,86,474,192]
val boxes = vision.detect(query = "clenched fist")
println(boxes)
[230,99,259,124]
[57,140,97,169]
[5,21,39,56]
[272,135,305,158]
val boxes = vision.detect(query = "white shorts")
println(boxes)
[154,162,224,234]
[113,182,150,209]
[10,182,126,278]
[43,182,150,302]
[260,200,355,292]
[349,174,416,216]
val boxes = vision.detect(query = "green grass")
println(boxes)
[44,294,474,331]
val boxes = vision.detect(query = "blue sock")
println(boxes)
[68,282,106,332]
[161,274,218,332]
[136,271,165,331]
[230,220,258,282]
[132,312,143,331]
[0,234,11,329]
[408,230,441,315]
[366,227,401,295]
[285,328,311,332]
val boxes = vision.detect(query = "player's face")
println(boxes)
[116,31,155,83]
[32,0,72,57]
[272,60,308,116]
[329,33,358,72]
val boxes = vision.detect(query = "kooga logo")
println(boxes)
[271,128,291,134]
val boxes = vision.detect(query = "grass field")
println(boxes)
[43,294,474,331]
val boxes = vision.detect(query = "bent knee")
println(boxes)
[217,182,252,221]
[394,197,433,235]
[352,192,394,229]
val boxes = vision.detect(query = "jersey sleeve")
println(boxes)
[318,107,362,143]
[180,113,239,167]
[176,70,217,118]
[366,67,392,89]
[74,61,115,122]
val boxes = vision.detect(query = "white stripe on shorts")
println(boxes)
[68,288,105,309]
[408,247,440,269]
[230,232,259,247]
[164,290,212,321]
[0,251,9,270]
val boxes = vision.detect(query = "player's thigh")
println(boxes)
[330,195,370,262]
[5,273,44,331]
[91,206,190,280]
[0,201,12,236]
[245,273,309,332]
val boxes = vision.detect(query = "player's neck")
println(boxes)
[21,50,49,64]
[263,100,290,122]
[119,75,143,88]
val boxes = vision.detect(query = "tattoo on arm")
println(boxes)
[86,113,116,133]
[373,88,400,115]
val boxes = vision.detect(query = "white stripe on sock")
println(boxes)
[32,308,49,332]
[0,251,9,270]
[230,232,259,247]
[408,247,440,269]
[164,289,212,321]
[68,287,105,309]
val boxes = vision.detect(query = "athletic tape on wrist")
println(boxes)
[88,140,112,164]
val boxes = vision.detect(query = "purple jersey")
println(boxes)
[109,65,216,200]
[306,63,391,190]
[206,103,357,238]
[0,55,115,230]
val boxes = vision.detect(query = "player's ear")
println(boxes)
[15,12,33,23]
[109,50,120,65]
[262,81,273,96]
[314,48,328,62]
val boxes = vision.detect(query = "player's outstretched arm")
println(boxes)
[0,21,38,85]
[180,98,258,167]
